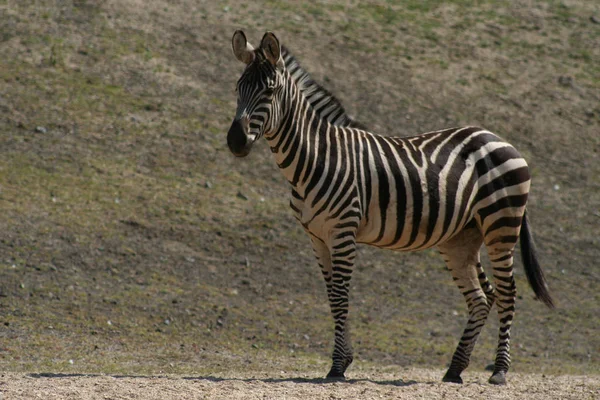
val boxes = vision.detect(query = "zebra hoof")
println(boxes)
[325,369,346,381]
[442,371,463,384]
[489,371,507,385]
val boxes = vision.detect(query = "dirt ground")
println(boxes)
[3,369,599,400]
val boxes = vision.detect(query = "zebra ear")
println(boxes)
[260,31,283,68]
[232,30,255,65]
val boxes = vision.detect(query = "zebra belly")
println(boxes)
[355,157,478,251]
[356,206,471,252]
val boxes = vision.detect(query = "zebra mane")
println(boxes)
[280,45,366,130]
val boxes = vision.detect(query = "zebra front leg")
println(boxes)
[311,235,355,379]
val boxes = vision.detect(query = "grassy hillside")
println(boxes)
[1,0,598,377]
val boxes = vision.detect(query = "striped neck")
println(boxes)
[264,71,332,191]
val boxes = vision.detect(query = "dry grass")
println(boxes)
[0,0,598,379]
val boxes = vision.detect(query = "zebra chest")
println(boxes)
[288,189,329,237]
[289,189,310,226]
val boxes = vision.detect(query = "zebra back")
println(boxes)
[281,45,366,130]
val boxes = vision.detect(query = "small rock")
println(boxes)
[558,75,573,87]
[484,363,495,371]
[204,181,213,189]
[237,191,248,200]
[35,126,47,134]
[69,359,74,365]
[553,184,560,191]
[591,15,600,24]
[164,319,171,325]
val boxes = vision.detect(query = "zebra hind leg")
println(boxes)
[479,205,526,385]
[486,244,518,385]
[438,227,491,384]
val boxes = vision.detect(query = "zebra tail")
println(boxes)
[520,209,555,308]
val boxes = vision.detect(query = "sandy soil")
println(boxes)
[2,369,599,400]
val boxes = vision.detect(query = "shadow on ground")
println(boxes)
[27,372,421,387]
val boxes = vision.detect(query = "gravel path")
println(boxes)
[3,369,598,399]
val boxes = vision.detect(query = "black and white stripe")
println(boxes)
[281,43,503,314]
[228,31,554,386]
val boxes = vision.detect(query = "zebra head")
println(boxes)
[228,30,285,157]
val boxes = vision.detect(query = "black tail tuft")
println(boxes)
[520,210,555,308]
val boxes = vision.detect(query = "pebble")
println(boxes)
[35,126,47,133]
[558,75,573,87]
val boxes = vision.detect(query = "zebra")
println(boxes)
[227,30,554,385]
[279,43,507,316]
[280,44,505,321]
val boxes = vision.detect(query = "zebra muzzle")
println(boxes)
[227,118,253,157]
